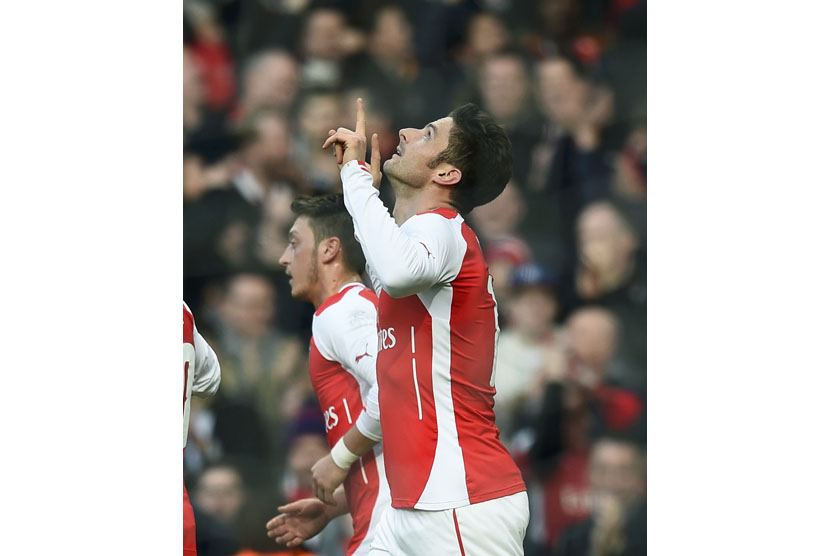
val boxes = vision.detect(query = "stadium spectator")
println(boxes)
[346,4,447,131]
[299,7,352,89]
[494,263,562,438]
[471,181,533,304]
[465,12,511,67]
[184,46,237,200]
[193,505,241,556]
[213,273,307,430]
[193,459,295,556]
[524,0,605,66]
[484,237,534,312]
[524,56,615,270]
[443,11,511,106]
[533,56,613,190]
[237,50,300,119]
[184,108,304,309]
[477,50,542,187]
[609,126,647,245]
[184,1,236,111]
[195,461,249,528]
[294,91,347,193]
[531,306,643,549]
[559,202,646,387]
[552,437,646,556]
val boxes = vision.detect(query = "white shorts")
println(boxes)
[367,491,529,555]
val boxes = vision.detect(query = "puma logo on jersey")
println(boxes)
[419,242,435,258]
[378,327,397,351]
[355,344,373,364]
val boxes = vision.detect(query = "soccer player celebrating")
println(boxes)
[314,100,529,554]
[266,194,390,556]
[183,302,222,556]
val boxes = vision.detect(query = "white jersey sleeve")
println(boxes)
[341,161,467,298]
[192,323,221,397]
[365,261,383,297]
[313,286,382,441]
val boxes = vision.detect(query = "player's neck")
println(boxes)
[391,182,457,225]
[313,269,364,308]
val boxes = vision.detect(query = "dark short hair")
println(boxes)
[429,103,513,214]
[291,194,366,274]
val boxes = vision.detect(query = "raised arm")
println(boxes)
[340,162,465,297]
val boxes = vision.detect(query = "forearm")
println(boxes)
[325,487,349,519]
[329,424,379,473]
[342,425,378,457]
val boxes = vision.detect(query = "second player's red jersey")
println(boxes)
[308,284,389,556]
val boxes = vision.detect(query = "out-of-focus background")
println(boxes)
[183,0,645,554]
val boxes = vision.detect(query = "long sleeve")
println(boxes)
[314,287,383,441]
[340,160,466,298]
[330,302,382,440]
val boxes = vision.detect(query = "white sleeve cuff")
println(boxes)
[356,410,383,442]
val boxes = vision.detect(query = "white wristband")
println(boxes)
[330,437,359,470]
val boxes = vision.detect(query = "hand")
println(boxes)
[322,97,367,167]
[322,98,384,188]
[266,498,330,548]
[311,453,350,505]
[590,494,625,554]
[574,86,613,151]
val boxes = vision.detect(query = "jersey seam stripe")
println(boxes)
[343,398,353,424]
[411,358,423,420]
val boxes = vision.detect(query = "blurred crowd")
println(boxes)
[183,0,646,554]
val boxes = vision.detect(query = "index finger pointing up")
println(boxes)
[355,97,365,137]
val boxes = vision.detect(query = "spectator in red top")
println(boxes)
[185,1,236,111]
[552,437,646,556]
[530,306,643,549]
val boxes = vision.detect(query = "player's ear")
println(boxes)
[320,237,340,264]
[432,165,461,187]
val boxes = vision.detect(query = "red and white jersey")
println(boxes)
[309,283,390,556]
[183,303,221,448]
[341,161,526,511]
